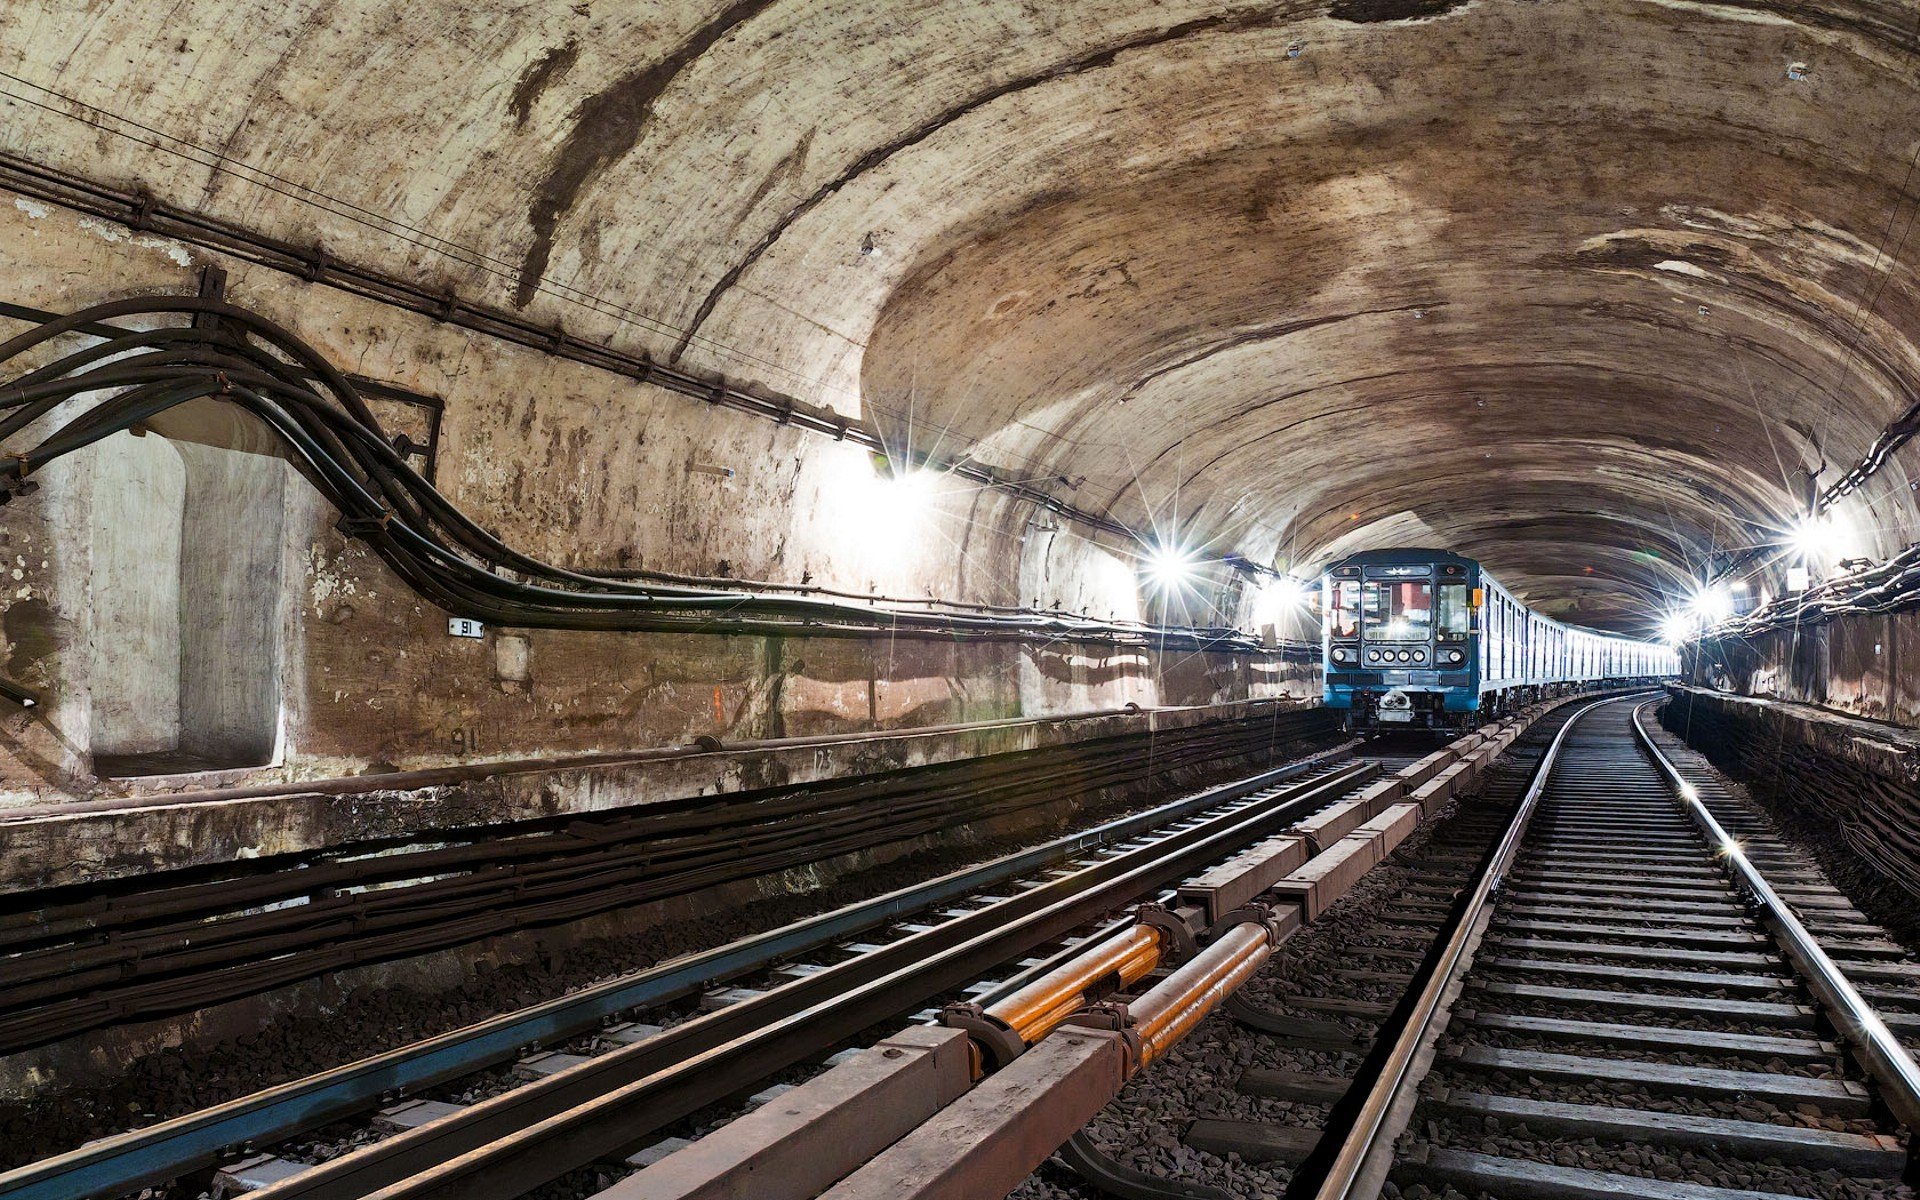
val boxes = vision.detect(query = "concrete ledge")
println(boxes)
[1352,802,1422,858]
[1290,797,1374,850]
[1353,776,1407,811]
[1411,760,1475,816]
[0,698,1329,892]
[1177,835,1311,924]
[1268,834,1381,920]
[1666,685,1920,785]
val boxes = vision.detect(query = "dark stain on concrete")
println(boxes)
[1329,0,1466,23]
[733,129,815,231]
[3,597,57,678]
[669,4,1313,361]
[517,0,781,307]
[509,39,581,129]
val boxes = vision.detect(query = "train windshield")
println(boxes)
[1363,581,1433,642]
[1329,580,1362,638]
[1437,583,1471,635]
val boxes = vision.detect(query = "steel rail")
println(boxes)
[13,711,1313,927]
[1630,700,1920,1130]
[240,763,1377,1200]
[1309,693,1630,1200]
[0,720,1333,1050]
[0,753,1365,1200]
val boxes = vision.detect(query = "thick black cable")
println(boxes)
[0,298,1280,649]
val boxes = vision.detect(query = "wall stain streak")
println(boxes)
[517,0,781,307]
[669,3,1314,362]
[509,38,581,129]
[732,129,815,232]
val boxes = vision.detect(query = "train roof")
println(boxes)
[1323,547,1478,570]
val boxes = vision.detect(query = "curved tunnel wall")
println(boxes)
[2,0,1920,796]
[0,199,1313,803]
[3,0,1915,629]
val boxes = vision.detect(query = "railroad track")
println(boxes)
[2,745,1381,1200]
[527,698,1556,1200]
[0,707,1335,1054]
[1008,696,1581,1199]
[1309,695,1920,1200]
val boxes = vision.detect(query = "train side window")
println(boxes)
[1494,595,1507,677]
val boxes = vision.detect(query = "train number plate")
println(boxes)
[1379,709,1414,723]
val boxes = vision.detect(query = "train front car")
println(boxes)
[1322,550,1479,732]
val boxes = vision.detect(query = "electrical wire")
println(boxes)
[0,297,1278,651]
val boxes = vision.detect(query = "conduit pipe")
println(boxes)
[984,925,1168,1048]
[1126,919,1276,1070]
[0,297,1265,649]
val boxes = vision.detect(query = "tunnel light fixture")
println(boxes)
[1786,509,1853,567]
[1142,543,1200,592]
[0,677,39,709]
[1659,612,1699,645]
[858,457,941,548]
[1787,514,1823,562]
[1687,584,1733,626]
[1269,573,1307,609]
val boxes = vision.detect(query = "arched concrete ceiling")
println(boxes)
[5,0,1920,632]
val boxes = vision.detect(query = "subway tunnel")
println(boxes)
[4,3,1920,1199]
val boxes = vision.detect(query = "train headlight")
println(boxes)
[1445,649,1465,664]
[1332,646,1355,664]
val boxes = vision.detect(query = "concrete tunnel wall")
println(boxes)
[1691,610,1920,729]
[10,0,1920,802]
[0,199,1318,806]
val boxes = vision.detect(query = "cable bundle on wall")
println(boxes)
[0,296,1272,650]
[1714,543,1920,640]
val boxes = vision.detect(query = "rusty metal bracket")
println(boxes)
[1135,904,1197,966]
[938,1002,1026,1074]
[336,511,392,537]
[1205,901,1278,945]
[1061,1001,1141,1078]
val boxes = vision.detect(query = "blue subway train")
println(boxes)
[1321,549,1677,731]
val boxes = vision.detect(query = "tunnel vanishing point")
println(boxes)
[8,4,1920,1200]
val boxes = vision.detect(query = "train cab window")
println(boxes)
[1363,581,1433,642]
[1330,580,1362,639]
[1436,584,1471,638]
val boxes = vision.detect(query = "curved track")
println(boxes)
[1310,697,1920,1200]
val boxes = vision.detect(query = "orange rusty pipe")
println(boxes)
[1127,921,1274,1069]
[986,924,1167,1044]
